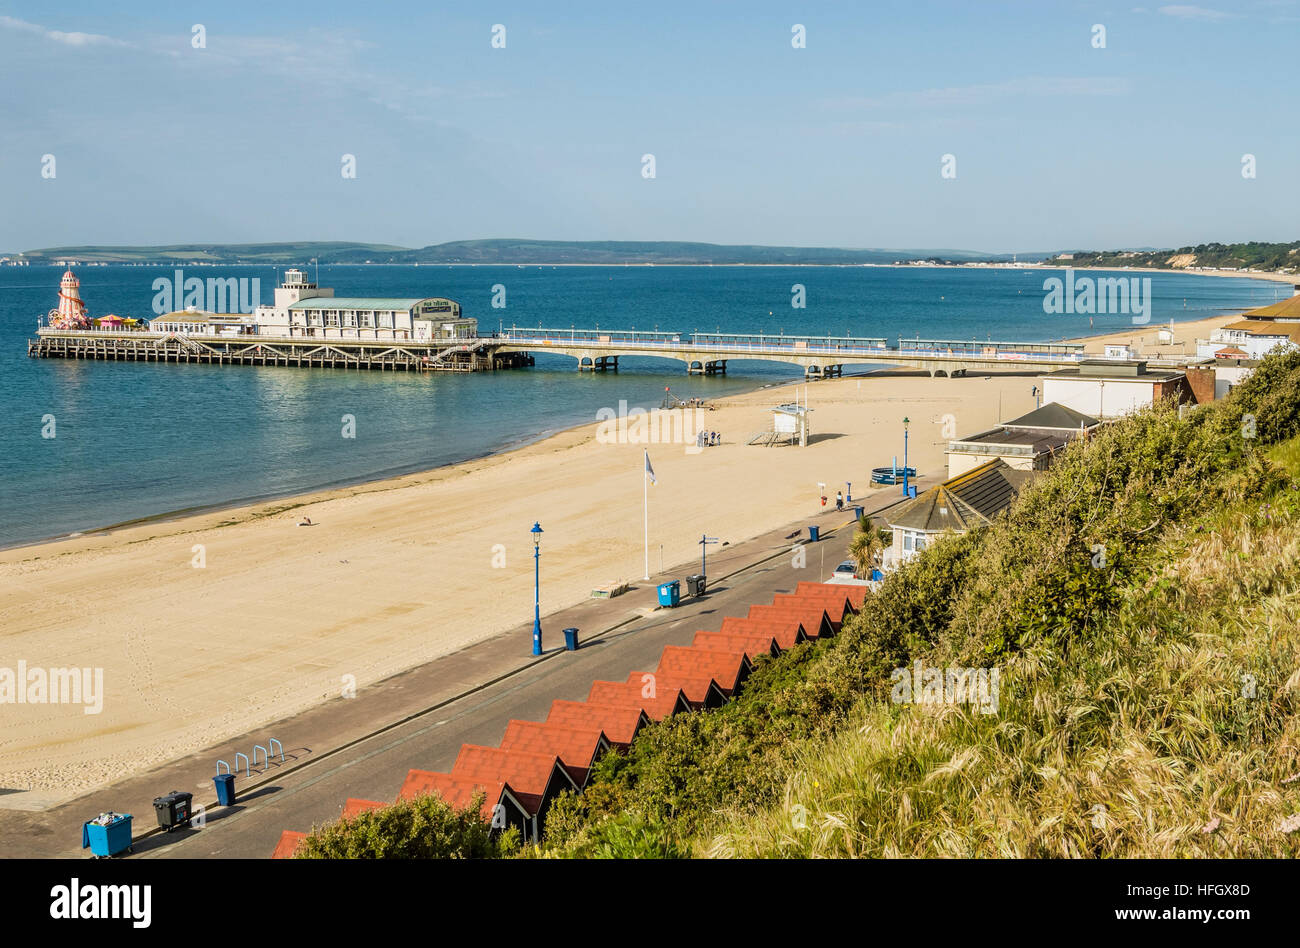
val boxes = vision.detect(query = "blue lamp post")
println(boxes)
[530,522,543,655]
[902,416,911,496]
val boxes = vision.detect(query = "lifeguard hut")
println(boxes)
[749,402,812,447]
[48,269,90,329]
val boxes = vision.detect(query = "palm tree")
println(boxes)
[848,516,883,578]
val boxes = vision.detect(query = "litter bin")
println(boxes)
[152,790,193,832]
[656,580,681,607]
[82,812,133,858]
[214,773,237,807]
[809,525,821,542]
[687,574,707,597]
[852,505,864,521]
[563,627,580,651]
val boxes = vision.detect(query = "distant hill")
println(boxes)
[15,242,407,265]
[1048,241,1300,275]
[18,239,1053,266]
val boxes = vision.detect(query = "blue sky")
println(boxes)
[1,0,1296,253]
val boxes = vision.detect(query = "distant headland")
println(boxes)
[2,238,1296,274]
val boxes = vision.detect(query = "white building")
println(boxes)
[1040,360,1188,421]
[152,311,256,336]
[249,269,475,341]
[883,459,1030,570]
[945,402,1100,478]
[1195,288,1300,361]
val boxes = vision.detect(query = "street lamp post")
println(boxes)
[531,522,543,655]
[902,416,911,496]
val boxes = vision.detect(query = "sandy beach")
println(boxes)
[0,367,1047,802]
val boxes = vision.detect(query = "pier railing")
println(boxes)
[493,328,1086,360]
[898,338,1086,355]
[691,332,889,352]
[497,328,892,353]
[498,326,688,345]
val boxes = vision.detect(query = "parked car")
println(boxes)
[825,559,861,584]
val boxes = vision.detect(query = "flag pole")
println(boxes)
[643,460,650,580]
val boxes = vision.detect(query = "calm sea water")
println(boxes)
[0,264,1281,548]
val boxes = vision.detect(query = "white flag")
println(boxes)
[644,451,657,485]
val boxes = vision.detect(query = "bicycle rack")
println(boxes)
[216,760,231,776]
[252,744,268,770]
[268,738,284,763]
[234,752,250,777]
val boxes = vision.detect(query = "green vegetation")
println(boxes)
[846,514,882,578]
[295,792,519,859]
[1050,240,1300,274]
[296,350,1300,858]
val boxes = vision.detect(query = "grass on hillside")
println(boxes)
[702,439,1300,856]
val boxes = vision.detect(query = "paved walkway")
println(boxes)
[0,476,930,858]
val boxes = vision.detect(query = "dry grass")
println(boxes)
[700,441,1300,858]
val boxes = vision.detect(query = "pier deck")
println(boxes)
[27,331,533,373]
[29,325,1117,377]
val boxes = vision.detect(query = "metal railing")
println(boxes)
[499,326,687,345]
[898,337,1085,355]
[691,332,888,352]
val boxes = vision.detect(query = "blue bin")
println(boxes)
[563,627,579,651]
[82,813,133,858]
[871,568,884,582]
[809,525,820,542]
[656,580,681,607]
[853,505,864,521]
[214,773,237,807]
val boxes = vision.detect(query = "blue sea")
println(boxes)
[0,264,1282,548]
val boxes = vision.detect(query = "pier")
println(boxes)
[27,267,1097,379]
[29,325,1090,378]
[491,327,1089,378]
[28,330,533,372]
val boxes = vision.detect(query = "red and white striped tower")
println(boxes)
[50,269,89,328]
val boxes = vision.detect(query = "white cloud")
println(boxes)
[0,15,130,47]
[1157,5,1234,19]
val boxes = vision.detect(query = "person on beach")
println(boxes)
[836,490,844,511]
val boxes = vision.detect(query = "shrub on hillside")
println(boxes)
[295,793,516,859]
